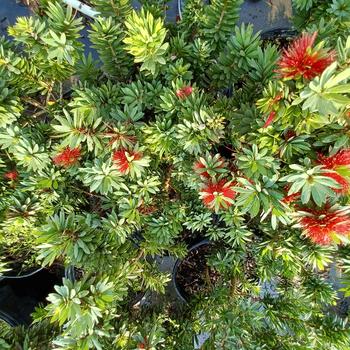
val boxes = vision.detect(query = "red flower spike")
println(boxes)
[176,86,193,99]
[318,149,350,195]
[137,336,148,349]
[193,155,225,179]
[282,192,301,204]
[323,172,350,195]
[4,170,19,181]
[200,179,236,210]
[276,32,336,80]
[263,111,276,128]
[193,160,210,178]
[113,149,142,174]
[297,207,350,245]
[318,149,350,169]
[282,185,300,204]
[53,147,81,167]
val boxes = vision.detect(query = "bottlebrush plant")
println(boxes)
[0,0,350,349]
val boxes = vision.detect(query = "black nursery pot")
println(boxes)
[0,265,74,326]
[172,239,213,303]
[261,27,298,47]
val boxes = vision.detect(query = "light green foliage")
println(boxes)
[0,80,22,128]
[163,58,193,82]
[236,144,278,180]
[280,163,341,206]
[175,109,225,155]
[124,10,169,75]
[46,277,115,339]
[80,159,125,195]
[328,0,350,20]
[121,79,163,111]
[293,0,314,11]
[297,62,350,116]
[142,117,175,157]
[13,139,50,172]
[36,211,101,265]
[246,44,280,88]
[7,2,83,82]
[234,176,290,229]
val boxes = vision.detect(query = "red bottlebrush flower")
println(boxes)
[176,86,193,99]
[4,170,19,181]
[318,149,350,195]
[323,172,350,194]
[282,192,300,204]
[268,93,283,108]
[297,207,350,245]
[137,336,148,349]
[113,149,142,174]
[200,179,236,211]
[53,147,81,167]
[193,154,226,179]
[276,32,336,80]
[193,160,210,178]
[318,149,350,169]
[263,111,276,128]
[282,185,300,204]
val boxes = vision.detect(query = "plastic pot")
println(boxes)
[172,239,211,303]
[0,265,75,326]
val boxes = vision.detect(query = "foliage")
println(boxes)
[0,0,350,349]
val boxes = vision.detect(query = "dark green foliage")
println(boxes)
[201,0,243,50]
[210,24,261,88]
[90,0,132,18]
[89,17,132,79]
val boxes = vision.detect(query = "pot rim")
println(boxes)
[0,264,75,280]
[0,265,76,326]
[172,239,212,303]
[260,27,298,39]
[0,267,43,281]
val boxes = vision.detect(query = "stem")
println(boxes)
[204,266,212,290]
[68,185,105,199]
